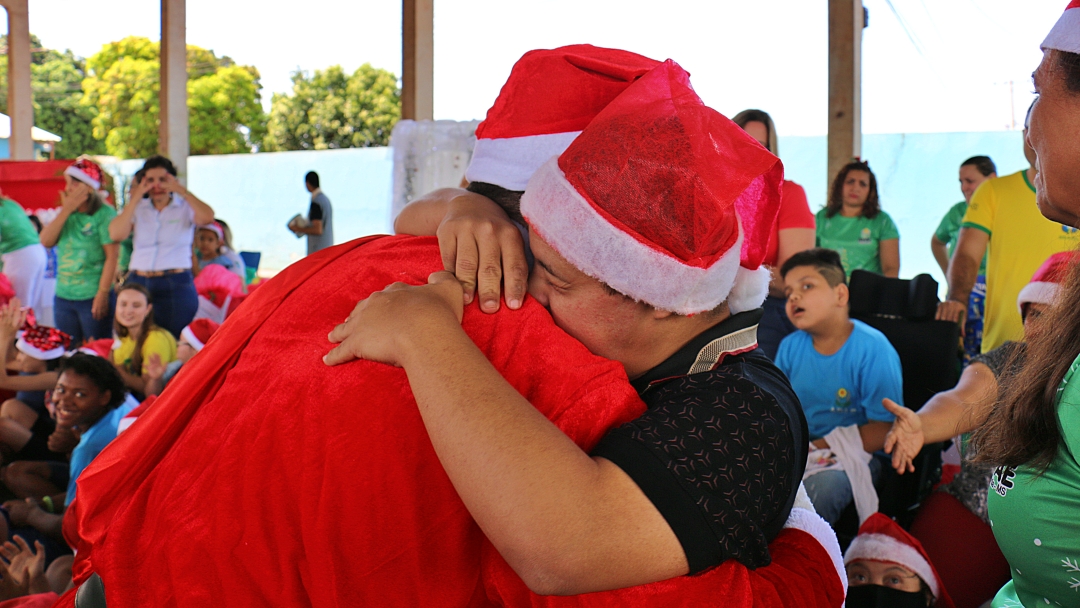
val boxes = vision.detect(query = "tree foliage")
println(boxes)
[263,63,400,151]
[0,34,104,158]
[81,36,266,159]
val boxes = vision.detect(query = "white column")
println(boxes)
[1,0,33,160]
[160,0,189,180]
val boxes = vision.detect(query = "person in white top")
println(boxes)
[109,155,214,337]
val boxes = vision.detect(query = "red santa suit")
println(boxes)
[54,236,843,607]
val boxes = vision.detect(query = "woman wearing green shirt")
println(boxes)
[815,161,900,278]
[969,31,1080,608]
[0,196,47,312]
[38,158,118,345]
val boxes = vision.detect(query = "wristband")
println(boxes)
[41,495,54,514]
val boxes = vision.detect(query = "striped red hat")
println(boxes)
[464,45,659,192]
[520,60,783,314]
[1017,251,1079,313]
[1043,0,1080,53]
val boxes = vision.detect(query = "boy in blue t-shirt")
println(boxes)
[774,248,903,523]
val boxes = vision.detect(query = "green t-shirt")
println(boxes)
[55,205,117,301]
[934,201,988,275]
[0,198,40,255]
[988,353,1080,608]
[814,208,900,276]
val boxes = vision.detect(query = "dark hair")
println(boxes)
[114,283,160,377]
[1060,50,1080,94]
[215,218,235,250]
[27,214,42,233]
[730,109,778,154]
[960,156,996,177]
[142,155,177,177]
[466,181,525,226]
[973,250,1080,469]
[826,161,881,219]
[57,353,127,412]
[780,247,847,287]
[305,171,320,188]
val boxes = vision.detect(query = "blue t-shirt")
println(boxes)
[66,395,138,505]
[774,320,902,438]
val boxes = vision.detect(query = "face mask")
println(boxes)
[846,584,929,608]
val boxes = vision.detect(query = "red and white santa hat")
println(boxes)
[64,156,104,190]
[77,338,119,359]
[464,44,660,192]
[845,513,955,607]
[16,325,72,361]
[1017,250,1078,313]
[180,318,220,352]
[1043,0,1080,53]
[198,222,225,242]
[520,60,783,314]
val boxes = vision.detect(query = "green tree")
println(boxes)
[263,63,400,151]
[81,36,266,159]
[0,34,104,158]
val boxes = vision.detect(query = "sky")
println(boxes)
[8,0,1065,136]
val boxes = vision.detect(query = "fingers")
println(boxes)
[475,234,505,313]
[500,231,529,311]
[323,342,357,367]
[452,237,480,306]
[10,536,29,554]
[882,398,903,416]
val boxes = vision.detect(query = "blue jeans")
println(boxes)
[804,455,884,524]
[126,271,198,338]
[54,293,115,346]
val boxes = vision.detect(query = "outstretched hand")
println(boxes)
[324,271,465,367]
[0,298,25,341]
[0,536,47,594]
[436,192,529,314]
[145,353,166,381]
[882,398,923,474]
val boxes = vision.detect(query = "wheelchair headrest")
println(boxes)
[848,270,940,321]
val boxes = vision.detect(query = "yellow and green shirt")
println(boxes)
[112,328,177,375]
[962,170,1080,352]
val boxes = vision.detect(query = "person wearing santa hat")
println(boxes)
[844,512,955,607]
[327,59,815,594]
[143,318,219,397]
[883,252,1075,608]
[37,157,118,347]
[961,6,1080,606]
[394,44,660,314]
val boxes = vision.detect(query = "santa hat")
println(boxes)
[845,513,954,607]
[180,318,220,352]
[464,45,660,192]
[1043,0,1080,54]
[78,338,119,359]
[64,157,104,190]
[519,60,783,315]
[198,222,225,242]
[1017,251,1078,314]
[16,326,72,361]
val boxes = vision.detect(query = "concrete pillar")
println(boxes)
[1,0,33,160]
[402,0,434,120]
[827,0,864,185]
[160,0,189,180]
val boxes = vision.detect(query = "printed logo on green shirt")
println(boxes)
[990,465,1017,497]
[80,221,94,236]
[858,228,872,244]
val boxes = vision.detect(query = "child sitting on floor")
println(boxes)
[144,318,219,397]
[774,248,903,524]
[111,284,176,396]
[844,512,955,607]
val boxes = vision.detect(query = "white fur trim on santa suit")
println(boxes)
[1042,3,1080,54]
[844,532,939,599]
[783,504,848,594]
[521,157,756,315]
[64,165,101,190]
[180,326,206,352]
[15,338,65,361]
[1016,281,1059,314]
[465,131,580,192]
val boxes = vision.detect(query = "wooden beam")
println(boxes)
[828,0,863,185]
[402,0,434,120]
[1,0,33,160]
[160,0,189,180]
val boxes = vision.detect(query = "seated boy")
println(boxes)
[775,248,902,524]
